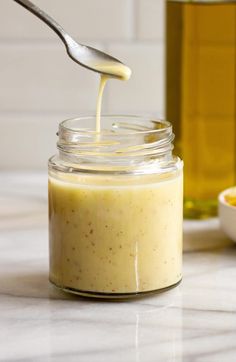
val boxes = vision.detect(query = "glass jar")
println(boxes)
[48,115,183,299]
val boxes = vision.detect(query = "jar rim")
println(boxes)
[59,115,171,137]
[53,115,181,175]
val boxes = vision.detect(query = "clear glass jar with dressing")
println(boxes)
[48,116,183,298]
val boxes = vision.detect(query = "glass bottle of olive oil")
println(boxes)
[166,0,236,219]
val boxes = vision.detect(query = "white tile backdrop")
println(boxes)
[0,0,165,169]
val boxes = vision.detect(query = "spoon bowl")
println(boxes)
[65,40,131,80]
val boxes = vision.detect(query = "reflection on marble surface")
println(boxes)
[0,172,236,362]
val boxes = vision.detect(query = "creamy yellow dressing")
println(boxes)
[92,61,132,81]
[95,75,108,133]
[49,172,183,294]
[94,62,131,133]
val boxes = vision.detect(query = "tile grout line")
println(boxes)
[129,0,137,41]
[134,0,140,41]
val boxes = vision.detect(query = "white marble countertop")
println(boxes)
[0,172,236,362]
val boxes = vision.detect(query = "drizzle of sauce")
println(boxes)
[93,62,131,133]
[95,75,108,133]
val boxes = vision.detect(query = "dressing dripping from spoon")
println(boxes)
[94,63,131,133]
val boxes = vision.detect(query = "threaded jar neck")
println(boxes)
[53,115,181,174]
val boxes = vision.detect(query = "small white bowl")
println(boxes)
[218,187,236,243]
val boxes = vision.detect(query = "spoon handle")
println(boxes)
[13,0,75,46]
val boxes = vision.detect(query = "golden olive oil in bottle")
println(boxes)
[166,0,236,218]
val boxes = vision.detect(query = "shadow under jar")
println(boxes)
[48,116,183,299]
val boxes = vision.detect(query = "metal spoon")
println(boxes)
[13,0,131,80]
